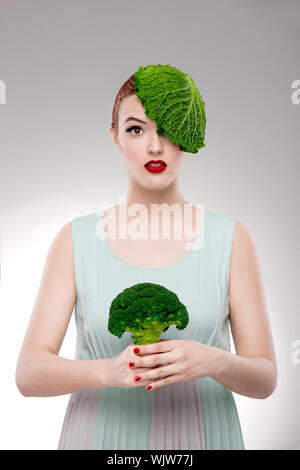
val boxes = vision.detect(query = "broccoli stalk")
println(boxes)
[108,283,189,345]
[125,320,175,345]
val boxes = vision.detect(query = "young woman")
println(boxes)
[15,65,277,450]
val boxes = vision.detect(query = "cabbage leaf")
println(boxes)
[133,64,206,154]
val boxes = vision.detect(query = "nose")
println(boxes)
[148,131,163,154]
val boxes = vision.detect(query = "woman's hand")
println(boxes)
[130,338,223,390]
[107,343,161,389]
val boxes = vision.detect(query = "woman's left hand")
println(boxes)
[132,338,223,390]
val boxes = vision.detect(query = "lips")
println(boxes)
[144,159,167,174]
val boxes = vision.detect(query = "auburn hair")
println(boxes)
[111,65,163,134]
[111,74,135,134]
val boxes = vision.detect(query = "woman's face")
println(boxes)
[110,94,184,190]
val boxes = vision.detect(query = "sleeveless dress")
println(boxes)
[57,208,245,450]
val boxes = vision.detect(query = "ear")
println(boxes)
[110,125,120,148]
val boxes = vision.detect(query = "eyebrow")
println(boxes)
[124,116,147,125]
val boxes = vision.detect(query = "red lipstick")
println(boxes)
[144,159,167,173]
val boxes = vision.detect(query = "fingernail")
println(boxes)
[129,361,135,367]
[134,348,140,354]
[146,385,152,391]
[135,376,141,381]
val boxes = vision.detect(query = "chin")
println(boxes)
[142,179,171,191]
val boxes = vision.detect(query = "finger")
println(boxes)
[133,352,173,368]
[139,363,176,383]
[145,373,179,390]
[134,340,177,356]
[159,338,180,341]
[135,366,160,374]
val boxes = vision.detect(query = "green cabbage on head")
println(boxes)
[133,64,206,154]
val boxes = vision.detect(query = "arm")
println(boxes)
[211,221,278,399]
[15,222,111,397]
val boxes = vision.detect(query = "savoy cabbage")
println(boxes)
[133,64,206,154]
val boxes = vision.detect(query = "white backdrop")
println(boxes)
[0,0,299,449]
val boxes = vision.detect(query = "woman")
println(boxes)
[15,64,277,450]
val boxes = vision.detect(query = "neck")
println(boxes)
[125,178,189,212]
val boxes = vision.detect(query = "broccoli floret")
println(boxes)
[108,282,189,345]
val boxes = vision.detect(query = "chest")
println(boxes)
[105,233,198,269]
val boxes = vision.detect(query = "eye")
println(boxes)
[125,125,144,136]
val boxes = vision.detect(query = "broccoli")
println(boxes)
[108,282,189,345]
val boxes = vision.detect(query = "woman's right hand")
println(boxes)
[107,344,161,389]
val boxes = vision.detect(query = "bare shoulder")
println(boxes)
[233,220,256,248]
[48,221,73,258]
[53,220,72,241]
[230,220,263,294]
[43,221,75,293]
[37,219,76,315]
[230,220,260,272]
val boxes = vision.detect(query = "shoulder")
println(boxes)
[232,220,257,256]
[71,211,97,225]
[70,211,99,235]
[58,221,72,236]
[205,210,252,238]
[204,210,236,245]
[204,209,235,226]
[40,221,75,286]
[48,221,73,257]
[204,211,258,265]
[50,211,96,253]
[230,219,261,284]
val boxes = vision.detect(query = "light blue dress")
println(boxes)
[58,209,245,450]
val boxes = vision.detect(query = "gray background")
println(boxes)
[0,0,299,449]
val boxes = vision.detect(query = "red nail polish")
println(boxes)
[134,348,140,354]
[135,376,141,381]
[129,361,135,367]
[146,385,152,390]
